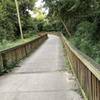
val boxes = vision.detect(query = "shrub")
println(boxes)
[70,21,100,64]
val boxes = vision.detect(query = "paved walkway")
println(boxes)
[0,35,83,100]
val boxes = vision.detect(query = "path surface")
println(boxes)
[0,35,83,100]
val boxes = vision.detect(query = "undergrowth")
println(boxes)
[70,21,100,64]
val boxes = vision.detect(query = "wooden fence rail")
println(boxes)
[61,34,100,100]
[0,34,48,73]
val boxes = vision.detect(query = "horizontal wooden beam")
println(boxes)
[61,34,100,80]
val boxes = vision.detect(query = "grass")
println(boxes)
[0,35,38,52]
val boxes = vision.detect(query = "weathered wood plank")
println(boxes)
[61,34,100,100]
[0,34,48,73]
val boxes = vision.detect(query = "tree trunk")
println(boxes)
[61,19,71,37]
[15,0,24,40]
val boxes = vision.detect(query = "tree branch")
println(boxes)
[61,19,71,37]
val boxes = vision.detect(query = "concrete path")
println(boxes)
[0,35,83,100]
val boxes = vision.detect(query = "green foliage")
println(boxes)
[0,0,37,44]
[70,21,100,64]
[76,21,96,35]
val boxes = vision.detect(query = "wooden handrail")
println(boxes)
[0,34,48,74]
[0,34,46,53]
[62,35,100,80]
[61,34,100,100]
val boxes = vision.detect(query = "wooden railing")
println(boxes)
[61,34,100,100]
[0,34,48,73]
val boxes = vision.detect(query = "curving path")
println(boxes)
[0,35,83,100]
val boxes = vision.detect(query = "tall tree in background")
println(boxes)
[44,0,100,37]
[0,0,36,43]
[15,0,23,39]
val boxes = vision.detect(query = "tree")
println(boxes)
[0,0,37,43]
[15,0,23,39]
[44,0,100,36]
